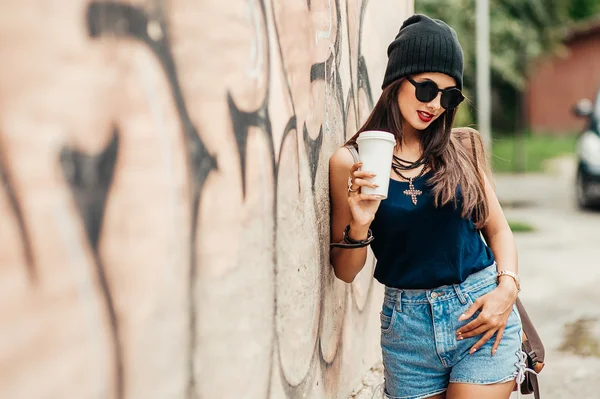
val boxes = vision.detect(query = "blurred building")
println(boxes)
[526,18,600,135]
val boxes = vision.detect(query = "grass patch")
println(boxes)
[491,133,578,173]
[559,317,600,358]
[508,220,535,233]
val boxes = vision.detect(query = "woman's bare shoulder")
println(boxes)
[329,146,355,171]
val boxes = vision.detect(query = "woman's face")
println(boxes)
[397,72,457,131]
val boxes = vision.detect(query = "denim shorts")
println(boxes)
[380,264,523,399]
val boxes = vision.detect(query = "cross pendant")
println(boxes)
[403,178,422,205]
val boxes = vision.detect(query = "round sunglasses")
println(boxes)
[407,77,465,109]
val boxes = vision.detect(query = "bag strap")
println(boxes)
[345,144,360,164]
[516,298,546,363]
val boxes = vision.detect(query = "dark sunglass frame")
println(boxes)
[407,77,464,109]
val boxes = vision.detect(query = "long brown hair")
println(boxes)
[345,79,491,229]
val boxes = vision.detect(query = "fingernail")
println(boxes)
[492,349,496,356]
[457,336,463,341]
[374,184,380,188]
[470,347,477,354]
[458,314,466,321]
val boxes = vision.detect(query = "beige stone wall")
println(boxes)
[0,1,411,398]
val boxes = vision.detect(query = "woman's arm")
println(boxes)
[480,173,519,294]
[329,147,380,283]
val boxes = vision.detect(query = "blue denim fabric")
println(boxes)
[380,264,522,399]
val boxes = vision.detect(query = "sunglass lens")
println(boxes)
[441,89,464,109]
[415,81,439,103]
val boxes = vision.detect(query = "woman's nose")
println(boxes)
[426,92,442,110]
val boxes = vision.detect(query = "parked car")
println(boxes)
[573,87,600,209]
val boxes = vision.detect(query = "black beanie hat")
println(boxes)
[382,14,464,90]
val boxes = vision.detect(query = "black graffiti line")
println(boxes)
[344,0,359,132]
[334,57,348,136]
[86,3,218,398]
[357,0,374,110]
[92,254,124,397]
[332,0,343,64]
[0,141,36,283]
[329,0,347,137]
[344,0,376,124]
[269,3,305,191]
[357,55,374,110]
[59,129,123,399]
[310,62,325,82]
[303,123,323,192]
[280,116,301,194]
[228,92,275,200]
[314,53,347,138]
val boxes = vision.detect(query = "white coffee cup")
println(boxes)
[356,130,396,199]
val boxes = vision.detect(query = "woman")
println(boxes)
[329,14,524,399]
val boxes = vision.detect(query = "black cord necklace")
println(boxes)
[392,154,428,170]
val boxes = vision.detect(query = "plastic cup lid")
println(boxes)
[356,130,396,143]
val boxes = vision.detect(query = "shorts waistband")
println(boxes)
[384,263,498,305]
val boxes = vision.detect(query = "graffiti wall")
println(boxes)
[0,0,411,398]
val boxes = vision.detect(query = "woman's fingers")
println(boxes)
[469,329,497,355]
[353,178,378,189]
[458,299,483,322]
[349,162,363,174]
[457,323,489,340]
[353,168,375,176]
[348,163,377,193]
[491,326,506,356]
[350,162,375,177]
[456,299,486,336]
[349,193,382,203]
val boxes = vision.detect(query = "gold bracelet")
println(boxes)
[497,270,521,292]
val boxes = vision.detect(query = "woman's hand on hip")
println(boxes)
[347,161,382,227]
[455,283,519,356]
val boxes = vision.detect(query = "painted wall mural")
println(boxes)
[0,0,411,398]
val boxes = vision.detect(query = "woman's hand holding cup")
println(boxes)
[347,161,382,235]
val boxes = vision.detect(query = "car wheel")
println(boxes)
[576,170,591,209]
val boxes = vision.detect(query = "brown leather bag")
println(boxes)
[465,130,545,398]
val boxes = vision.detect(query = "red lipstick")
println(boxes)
[417,111,433,123]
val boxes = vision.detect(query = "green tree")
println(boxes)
[415,0,580,130]
[569,0,600,21]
